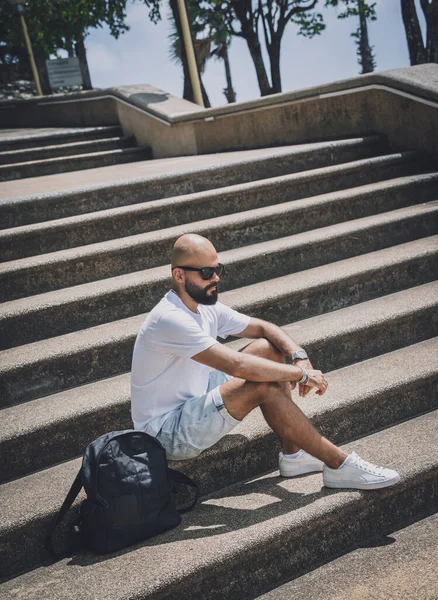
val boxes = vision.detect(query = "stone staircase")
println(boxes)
[0,126,152,181]
[0,130,437,599]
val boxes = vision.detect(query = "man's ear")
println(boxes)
[172,268,184,284]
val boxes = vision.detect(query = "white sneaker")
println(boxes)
[279,450,324,477]
[323,452,400,490]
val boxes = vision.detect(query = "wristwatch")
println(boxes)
[285,349,308,364]
[291,349,308,362]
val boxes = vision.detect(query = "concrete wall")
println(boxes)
[1,65,437,159]
[0,93,118,128]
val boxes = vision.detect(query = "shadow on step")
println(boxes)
[64,470,338,568]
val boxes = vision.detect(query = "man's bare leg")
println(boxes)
[239,338,305,455]
[220,339,347,469]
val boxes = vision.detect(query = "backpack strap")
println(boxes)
[167,468,199,514]
[46,469,83,557]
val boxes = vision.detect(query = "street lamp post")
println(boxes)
[8,0,43,96]
[176,0,204,107]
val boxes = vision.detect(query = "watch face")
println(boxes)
[294,350,308,360]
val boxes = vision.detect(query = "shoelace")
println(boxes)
[349,452,385,475]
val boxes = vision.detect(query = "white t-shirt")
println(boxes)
[131,290,251,436]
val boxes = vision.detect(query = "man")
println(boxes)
[131,234,400,489]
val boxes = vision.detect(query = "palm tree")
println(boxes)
[208,7,236,103]
[326,0,376,74]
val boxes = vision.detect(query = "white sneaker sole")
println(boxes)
[280,465,324,477]
[323,473,401,490]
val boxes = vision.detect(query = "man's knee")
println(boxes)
[220,379,282,421]
[241,338,284,363]
[244,380,281,404]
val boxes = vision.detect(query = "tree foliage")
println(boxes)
[211,0,325,95]
[0,0,162,91]
[0,0,162,61]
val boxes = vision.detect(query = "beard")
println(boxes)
[184,279,218,305]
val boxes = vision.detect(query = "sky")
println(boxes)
[84,1,427,108]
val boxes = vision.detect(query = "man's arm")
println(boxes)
[236,317,302,356]
[192,342,327,395]
[236,317,315,397]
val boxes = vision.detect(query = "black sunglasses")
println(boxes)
[173,263,225,280]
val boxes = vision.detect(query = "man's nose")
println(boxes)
[211,271,220,282]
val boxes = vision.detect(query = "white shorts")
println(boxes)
[155,370,240,461]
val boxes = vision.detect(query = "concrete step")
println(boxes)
[1,235,436,409]
[2,181,437,303]
[0,145,152,182]
[0,136,390,228]
[1,159,435,263]
[0,136,137,165]
[1,203,437,347]
[1,285,437,483]
[0,126,123,152]
[256,513,438,600]
[1,410,436,595]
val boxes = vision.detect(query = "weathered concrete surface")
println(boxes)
[0,126,123,151]
[1,66,437,157]
[1,155,433,261]
[257,513,438,600]
[0,136,387,217]
[1,412,437,598]
[0,136,134,165]
[1,237,436,405]
[3,182,436,302]
[0,94,118,129]
[1,192,437,344]
[1,338,437,577]
[1,295,436,483]
[1,72,437,600]
[0,145,152,182]
[0,143,295,202]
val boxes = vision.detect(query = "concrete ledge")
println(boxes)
[1,66,437,157]
[1,410,436,595]
[2,65,437,125]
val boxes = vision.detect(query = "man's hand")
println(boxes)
[291,358,325,397]
[291,364,328,397]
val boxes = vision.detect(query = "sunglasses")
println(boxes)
[173,263,225,280]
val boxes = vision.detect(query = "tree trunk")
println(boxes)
[231,1,272,96]
[75,37,92,90]
[269,39,282,93]
[421,0,438,63]
[426,13,438,62]
[169,0,211,107]
[358,0,374,73]
[65,38,75,58]
[400,0,427,64]
[33,48,52,95]
[222,46,236,103]
[245,29,273,95]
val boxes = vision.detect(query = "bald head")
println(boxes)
[171,234,217,268]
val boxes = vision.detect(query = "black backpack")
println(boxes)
[47,430,198,556]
